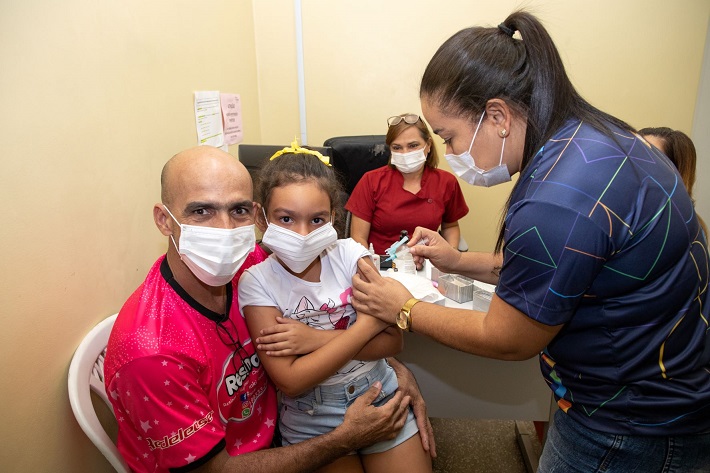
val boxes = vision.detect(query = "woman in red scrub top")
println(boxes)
[345,113,469,255]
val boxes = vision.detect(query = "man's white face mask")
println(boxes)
[164,205,256,286]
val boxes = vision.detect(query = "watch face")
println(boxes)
[396,311,408,330]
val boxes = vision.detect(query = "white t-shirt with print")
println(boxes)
[239,238,375,386]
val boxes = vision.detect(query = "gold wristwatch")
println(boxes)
[396,298,420,332]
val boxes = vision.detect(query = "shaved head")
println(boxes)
[160,146,252,207]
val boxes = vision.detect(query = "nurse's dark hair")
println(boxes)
[255,151,346,236]
[420,10,633,252]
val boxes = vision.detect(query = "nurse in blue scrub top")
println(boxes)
[351,10,710,473]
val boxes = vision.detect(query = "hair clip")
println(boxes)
[269,138,331,166]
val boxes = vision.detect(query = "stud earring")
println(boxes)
[500,129,507,137]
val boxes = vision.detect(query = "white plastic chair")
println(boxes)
[68,313,130,473]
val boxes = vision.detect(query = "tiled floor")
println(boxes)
[430,418,542,473]
[96,390,543,472]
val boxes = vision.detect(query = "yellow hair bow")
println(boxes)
[269,138,331,166]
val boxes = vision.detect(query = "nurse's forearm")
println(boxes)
[405,295,560,360]
[450,251,503,285]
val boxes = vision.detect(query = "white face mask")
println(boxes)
[390,148,427,174]
[444,112,511,187]
[164,205,256,286]
[261,212,338,274]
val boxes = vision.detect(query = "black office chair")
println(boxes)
[324,135,390,196]
[237,143,354,237]
[237,143,332,182]
[323,135,391,238]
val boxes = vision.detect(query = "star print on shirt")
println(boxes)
[140,420,152,432]
[185,453,196,463]
[234,438,243,449]
[265,418,275,428]
[164,380,171,386]
[162,360,168,367]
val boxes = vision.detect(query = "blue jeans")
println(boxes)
[279,359,418,454]
[539,409,710,472]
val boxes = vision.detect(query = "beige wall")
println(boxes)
[1,1,708,471]
[0,1,261,471]
[693,17,710,224]
[254,0,709,251]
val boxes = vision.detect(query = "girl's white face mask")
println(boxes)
[261,211,338,274]
[390,148,427,174]
[444,112,511,187]
[164,205,255,286]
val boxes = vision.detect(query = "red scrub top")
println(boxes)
[346,166,469,254]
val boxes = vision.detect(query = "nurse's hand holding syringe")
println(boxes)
[408,227,461,272]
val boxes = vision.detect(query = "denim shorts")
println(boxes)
[279,359,419,454]
[539,409,710,472]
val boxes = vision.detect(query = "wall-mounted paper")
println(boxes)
[220,93,244,145]
[194,91,224,147]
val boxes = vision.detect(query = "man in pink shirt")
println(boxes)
[104,145,433,472]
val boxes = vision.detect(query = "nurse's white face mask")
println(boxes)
[444,112,511,187]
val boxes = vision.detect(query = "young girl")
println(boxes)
[238,142,431,473]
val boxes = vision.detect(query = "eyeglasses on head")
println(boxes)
[387,114,420,127]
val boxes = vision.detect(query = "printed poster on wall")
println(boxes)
[220,93,244,146]
[194,90,224,147]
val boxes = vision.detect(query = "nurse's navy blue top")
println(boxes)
[496,119,710,435]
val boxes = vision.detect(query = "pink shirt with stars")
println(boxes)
[104,249,277,473]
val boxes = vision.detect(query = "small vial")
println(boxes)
[398,251,417,275]
[369,243,380,269]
